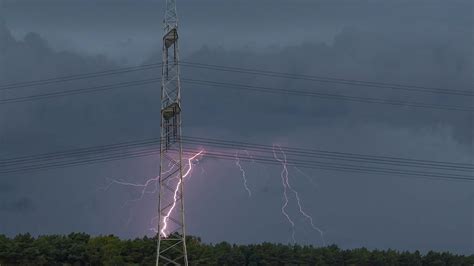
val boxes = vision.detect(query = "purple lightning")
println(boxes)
[103,150,204,237]
[103,142,325,245]
[160,150,205,237]
[235,150,252,197]
[273,145,325,245]
[104,162,178,207]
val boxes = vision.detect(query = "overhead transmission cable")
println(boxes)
[1,61,472,97]
[180,137,474,171]
[0,78,161,104]
[184,79,473,112]
[0,77,472,112]
[179,61,474,97]
[1,146,471,182]
[0,63,161,91]
[1,137,472,182]
[2,136,472,170]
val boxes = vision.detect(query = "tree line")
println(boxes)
[0,233,472,265]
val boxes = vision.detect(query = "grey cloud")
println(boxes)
[3,0,473,62]
[0,17,472,167]
[0,197,35,213]
[0,1,472,254]
[175,26,472,145]
[0,183,13,193]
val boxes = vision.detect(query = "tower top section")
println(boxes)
[164,0,178,33]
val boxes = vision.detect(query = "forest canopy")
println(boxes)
[0,233,472,265]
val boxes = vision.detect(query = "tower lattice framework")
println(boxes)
[156,0,188,265]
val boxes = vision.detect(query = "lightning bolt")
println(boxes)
[272,145,296,243]
[102,150,204,236]
[235,150,252,197]
[103,143,325,245]
[104,162,178,207]
[160,150,204,237]
[273,145,325,246]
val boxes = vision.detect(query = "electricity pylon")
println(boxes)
[156,0,188,265]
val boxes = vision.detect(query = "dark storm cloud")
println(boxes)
[5,0,473,28]
[0,20,142,156]
[1,17,471,156]
[0,0,472,254]
[3,0,473,62]
[177,26,472,145]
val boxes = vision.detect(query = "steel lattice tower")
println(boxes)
[156,0,188,265]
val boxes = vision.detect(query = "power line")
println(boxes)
[179,61,474,97]
[200,152,474,182]
[2,136,471,170]
[184,79,474,112]
[0,63,161,91]
[1,61,471,97]
[1,137,472,182]
[0,78,161,104]
[0,138,161,165]
[1,77,471,112]
[180,137,474,171]
[1,146,472,182]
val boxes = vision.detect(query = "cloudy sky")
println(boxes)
[0,0,473,254]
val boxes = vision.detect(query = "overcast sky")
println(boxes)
[0,0,473,254]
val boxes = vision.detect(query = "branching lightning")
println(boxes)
[104,150,204,237]
[104,143,326,246]
[160,150,205,237]
[273,145,325,245]
[235,150,252,197]
[104,162,177,207]
[272,145,296,243]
